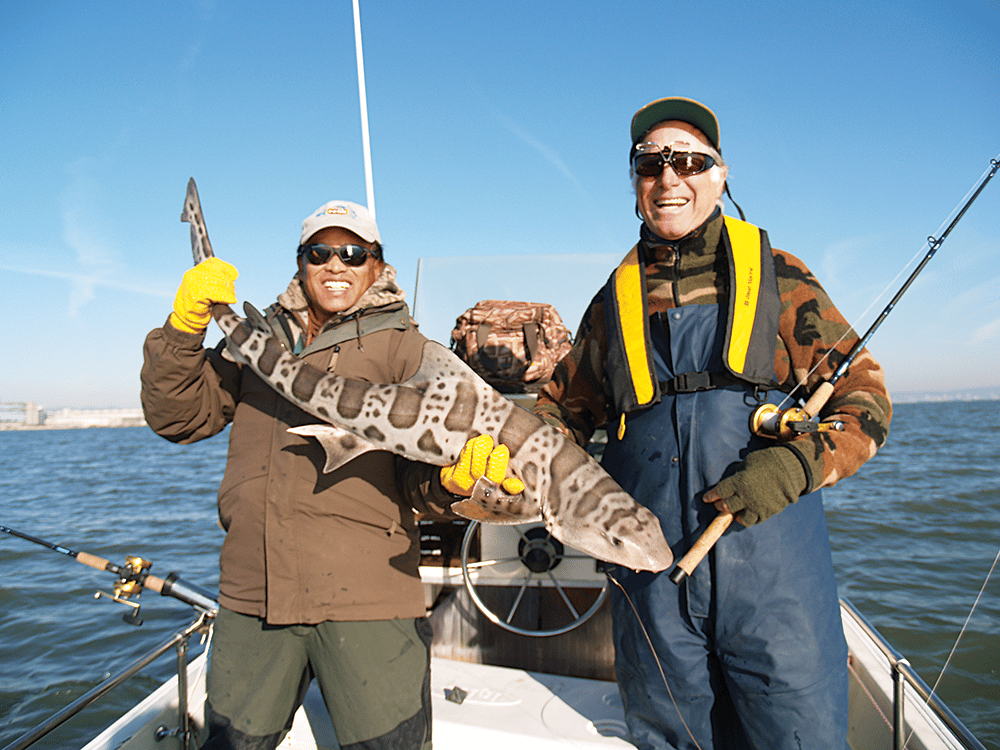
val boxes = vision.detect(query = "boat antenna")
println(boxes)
[353,0,376,218]
[669,153,1000,585]
[1,524,218,625]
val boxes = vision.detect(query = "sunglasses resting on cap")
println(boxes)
[297,243,382,267]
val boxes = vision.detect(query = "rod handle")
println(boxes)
[668,512,734,585]
[802,380,835,419]
[75,551,112,572]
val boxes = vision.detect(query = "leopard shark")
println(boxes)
[181,178,672,572]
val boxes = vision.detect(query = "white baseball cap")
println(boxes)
[300,200,381,246]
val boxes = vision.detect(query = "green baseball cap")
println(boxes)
[630,97,721,152]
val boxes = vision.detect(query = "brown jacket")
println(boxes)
[141,267,453,624]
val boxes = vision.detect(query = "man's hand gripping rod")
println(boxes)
[669,154,1000,586]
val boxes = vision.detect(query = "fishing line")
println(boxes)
[606,572,704,750]
[904,544,1000,749]
[771,154,1000,414]
[773,250,928,412]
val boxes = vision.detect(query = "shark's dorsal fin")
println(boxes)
[243,301,272,334]
[403,341,481,391]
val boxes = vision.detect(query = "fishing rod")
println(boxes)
[1,524,218,625]
[669,153,1000,586]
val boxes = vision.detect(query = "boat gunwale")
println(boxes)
[840,597,987,750]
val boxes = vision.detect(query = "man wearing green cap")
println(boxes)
[533,98,891,749]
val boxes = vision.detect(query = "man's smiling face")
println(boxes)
[299,226,384,324]
[635,120,728,241]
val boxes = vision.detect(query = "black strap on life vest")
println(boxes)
[659,371,743,395]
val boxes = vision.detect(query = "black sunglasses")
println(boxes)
[297,243,382,267]
[632,144,717,178]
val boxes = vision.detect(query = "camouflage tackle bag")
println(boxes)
[450,300,573,393]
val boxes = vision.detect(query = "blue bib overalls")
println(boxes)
[602,305,848,750]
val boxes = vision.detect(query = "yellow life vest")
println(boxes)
[605,216,780,438]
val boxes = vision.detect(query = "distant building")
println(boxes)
[43,407,146,428]
[0,402,146,430]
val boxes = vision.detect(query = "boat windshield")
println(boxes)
[412,253,619,347]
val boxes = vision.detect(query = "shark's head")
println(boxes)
[545,503,673,573]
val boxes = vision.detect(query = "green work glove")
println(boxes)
[702,446,807,526]
[169,257,238,334]
[440,434,525,497]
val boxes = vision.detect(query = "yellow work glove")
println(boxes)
[440,434,526,497]
[169,257,238,334]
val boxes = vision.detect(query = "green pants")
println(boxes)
[202,607,433,750]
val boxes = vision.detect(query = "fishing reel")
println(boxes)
[94,555,152,626]
[750,403,844,441]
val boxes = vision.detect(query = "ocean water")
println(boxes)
[0,400,998,749]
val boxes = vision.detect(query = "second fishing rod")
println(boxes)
[668,153,1000,585]
[0,524,218,624]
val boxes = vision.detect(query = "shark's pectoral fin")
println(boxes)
[450,499,537,525]
[288,424,378,474]
[449,477,542,525]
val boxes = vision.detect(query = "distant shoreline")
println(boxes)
[0,422,147,432]
[3,391,997,433]
[891,389,999,404]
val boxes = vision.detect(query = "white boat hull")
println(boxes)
[78,600,982,750]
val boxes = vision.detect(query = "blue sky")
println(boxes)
[2,0,998,409]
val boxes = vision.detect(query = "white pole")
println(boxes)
[352,0,376,218]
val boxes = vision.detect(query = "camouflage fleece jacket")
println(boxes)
[534,210,892,495]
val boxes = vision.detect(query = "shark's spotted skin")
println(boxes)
[181,178,672,572]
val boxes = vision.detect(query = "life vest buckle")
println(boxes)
[669,372,713,393]
[661,371,739,395]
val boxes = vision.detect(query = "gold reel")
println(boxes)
[750,403,844,441]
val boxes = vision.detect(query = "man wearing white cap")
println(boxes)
[140,199,513,750]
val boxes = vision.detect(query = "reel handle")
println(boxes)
[75,551,210,611]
